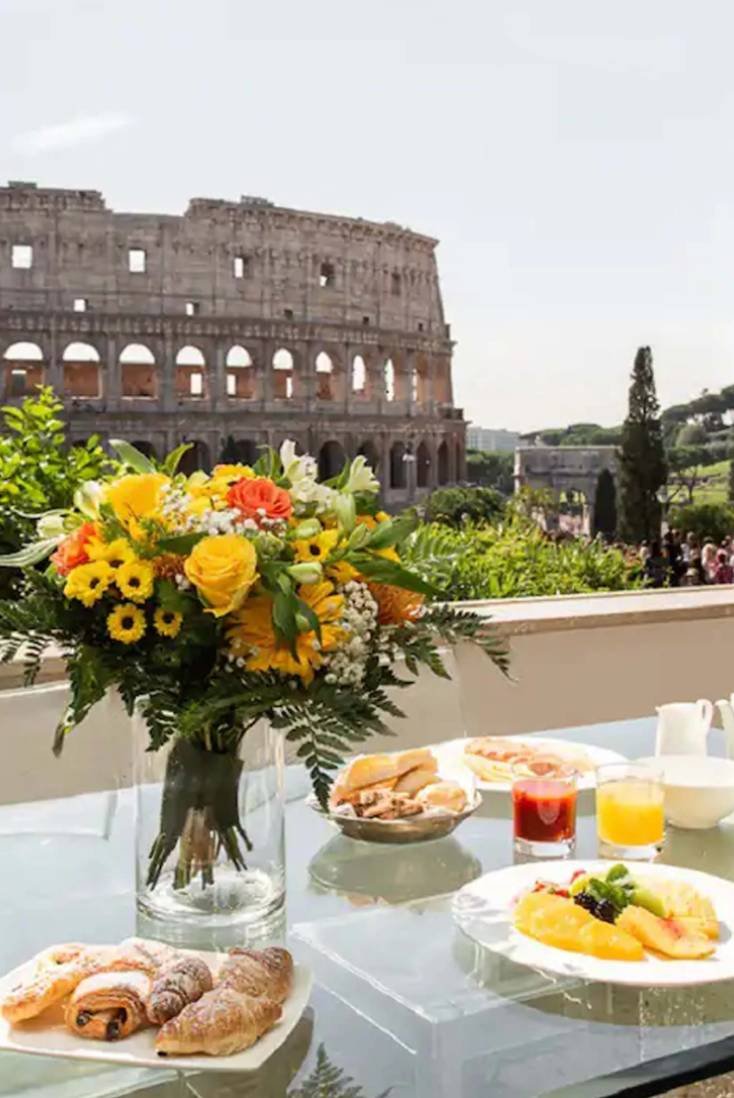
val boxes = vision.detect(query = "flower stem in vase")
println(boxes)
[147,737,251,891]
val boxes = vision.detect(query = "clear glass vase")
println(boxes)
[133,710,285,943]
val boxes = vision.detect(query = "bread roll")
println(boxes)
[395,749,437,777]
[394,766,440,795]
[339,754,399,793]
[417,780,467,814]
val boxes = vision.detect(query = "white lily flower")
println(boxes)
[333,492,356,533]
[280,439,318,485]
[344,455,379,495]
[36,512,67,540]
[73,480,106,519]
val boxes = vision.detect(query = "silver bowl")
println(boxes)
[307,791,482,844]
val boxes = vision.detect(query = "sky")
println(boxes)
[2,0,733,432]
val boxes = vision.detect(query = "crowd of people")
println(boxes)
[639,531,734,588]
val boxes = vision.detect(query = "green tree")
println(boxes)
[593,469,617,539]
[422,486,504,528]
[618,347,667,543]
[676,422,707,447]
[668,501,734,545]
[728,459,734,505]
[466,450,514,495]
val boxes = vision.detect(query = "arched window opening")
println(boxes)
[235,439,258,465]
[316,351,334,400]
[352,355,367,395]
[62,342,101,399]
[3,341,43,396]
[226,345,254,399]
[319,262,335,289]
[437,440,450,486]
[416,440,431,489]
[272,347,294,400]
[390,442,407,490]
[130,440,157,460]
[176,345,207,400]
[357,440,379,473]
[120,342,156,399]
[318,440,346,481]
[384,359,395,403]
[178,440,212,476]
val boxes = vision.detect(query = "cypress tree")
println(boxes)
[593,468,617,539]
[617,346,667,543]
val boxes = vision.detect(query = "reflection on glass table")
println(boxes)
[4,716,734,1097]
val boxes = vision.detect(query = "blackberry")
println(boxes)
[594,899,616,924]
[573,891,598,915]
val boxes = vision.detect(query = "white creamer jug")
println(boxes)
[655,699,713,757]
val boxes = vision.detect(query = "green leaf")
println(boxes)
[294,595,322,642]
[253,447,281,479]
[156,578,188,612]
[157,532,206,555]
[162,443,192,476]
[0,537,60,568]
[366,512,419,549]
[272,590,298,650]
[110,439,155,473]
[349,552,443,597]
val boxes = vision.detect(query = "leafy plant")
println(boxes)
[289,1044,391,1098]
[421,486,504,528]
[667,501,734,544]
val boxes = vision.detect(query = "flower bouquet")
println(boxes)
[0,439,507,922]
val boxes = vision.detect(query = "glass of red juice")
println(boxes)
[512,761,577,858]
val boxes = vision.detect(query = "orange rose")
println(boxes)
[227,477,293,525]
[50,522,97,576]
[367,582,424,626]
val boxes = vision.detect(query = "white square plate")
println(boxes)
[0,952,313,1073]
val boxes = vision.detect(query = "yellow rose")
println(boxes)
[106,473,169,540]
[184,534,258,617]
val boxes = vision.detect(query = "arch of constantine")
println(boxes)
[0,182,465,504]
[514,446,619,532]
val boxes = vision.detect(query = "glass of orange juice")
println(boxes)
[596,762,665,861]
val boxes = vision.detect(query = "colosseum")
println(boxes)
[0,181,464,505]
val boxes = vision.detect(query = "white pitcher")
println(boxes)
[714,694,734,758]
[655,700,713,757]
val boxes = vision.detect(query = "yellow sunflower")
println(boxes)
[64,561,114,607]
[226,582,345,684]
[326,559,359,585]
[291,529,340,564]
[116,560,155,602]
[87,536,136,569]
[107,603,146,644]
[153,607,183,638]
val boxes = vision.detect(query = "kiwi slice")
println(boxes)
[570,874,590,896]
[631,886,666,918]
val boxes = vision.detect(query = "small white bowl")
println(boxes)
[637,755,734,830]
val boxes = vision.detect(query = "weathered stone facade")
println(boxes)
[0,182,464,504]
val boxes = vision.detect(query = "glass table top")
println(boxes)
[3,716,734,1097]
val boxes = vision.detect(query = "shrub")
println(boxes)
[667,501,734,544]
[422,486,504,528]
[404,515,641,600]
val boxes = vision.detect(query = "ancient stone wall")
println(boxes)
[0,182,464,502]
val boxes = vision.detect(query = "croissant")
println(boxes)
[216,947,293,1004]
[155,987,281,1057]
[1,944,109,1024]
[65,970,151,1041]
[147,956,213,1025]
[107,938,178,975]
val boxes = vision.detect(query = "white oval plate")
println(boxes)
[453,859,734,987]
[436,737,627,792]
[0,951,312,1073]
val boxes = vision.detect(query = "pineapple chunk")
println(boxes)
[617,904,716,959]
[513,892,643,961]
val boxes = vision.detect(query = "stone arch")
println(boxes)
[315,351,334,401]
[352,354,367,396]
[414,353,431,405]
[272,347,294,400]
[384,358,395,402]
[179,439,211,475]
[357,439,380,473]
[416,439,431,489]
[390,441,407,489]
[176,344,207,399]
[2,341,44,396]
[226,345,255,399]
[120,342,156,399]
[130,439,158,460]
[318,439,346,481]
[62,341,101,399]
[437,439,450,486]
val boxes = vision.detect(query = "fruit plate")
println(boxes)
[0,951,312,1073]
[453,860,734,987]
[436,737,626,792]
